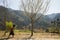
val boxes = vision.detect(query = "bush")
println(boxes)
[47,27,59,34]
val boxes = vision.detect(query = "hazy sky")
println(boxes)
[47,0,60,15]
[0,0,60,15]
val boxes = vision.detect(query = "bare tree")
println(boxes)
[3,0,9,22]
[20,0,50,37]
[2,0,9,36]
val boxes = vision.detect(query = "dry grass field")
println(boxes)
[0,30,60,40]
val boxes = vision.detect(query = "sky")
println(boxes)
[47,0,60,15]
[0,0,60,15]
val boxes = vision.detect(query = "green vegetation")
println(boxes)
[14,29,31,33]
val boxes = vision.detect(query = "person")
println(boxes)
[3,21,13,36]
[8,24,15,38]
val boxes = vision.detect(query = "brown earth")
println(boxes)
[0,32,60,40]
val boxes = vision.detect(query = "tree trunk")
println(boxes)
[31,21,34,36]
[3,13,7,36]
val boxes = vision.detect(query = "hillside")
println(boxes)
[0,6,60,30]
[0,6,28,30]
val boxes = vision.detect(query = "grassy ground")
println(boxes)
[0,30,60,40]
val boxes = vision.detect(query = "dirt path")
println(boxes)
[0,33,60,40]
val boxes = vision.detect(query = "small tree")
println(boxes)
[20,0,50,37]
[50,18,60,33]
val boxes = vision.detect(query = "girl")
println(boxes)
[8,24,15,38]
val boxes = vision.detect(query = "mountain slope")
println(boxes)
[0,6,60,30]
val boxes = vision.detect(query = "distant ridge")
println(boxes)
[0,6,60,30]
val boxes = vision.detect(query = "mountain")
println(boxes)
[46,13,60,21]
[54,13,60,19]
[33,13,60,29]
[0,6,29,30]
[47,14,57,19]
[0,6,60,30]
